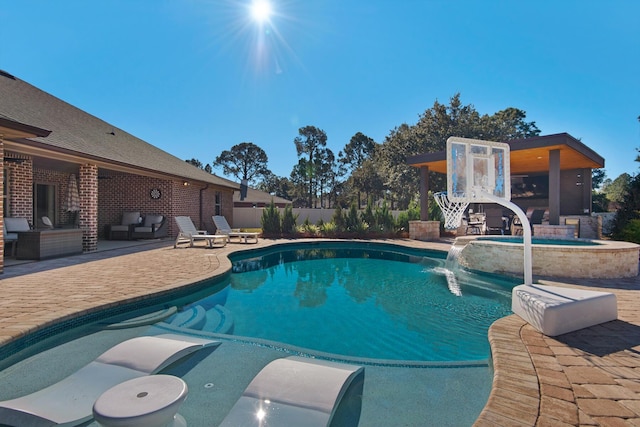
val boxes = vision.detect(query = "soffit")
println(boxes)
[408,138,604,175]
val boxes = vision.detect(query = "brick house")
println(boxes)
[234,186,291,208]
[0,70,239,273]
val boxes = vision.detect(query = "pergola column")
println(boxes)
[0,134,4,273]
[79,164,98,252]
[549,149,560,225]
[420,166,429,221]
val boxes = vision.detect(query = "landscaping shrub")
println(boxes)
[345,204,366,232]
[319,220,337,237]
[396,199,421,231]
[373,201,395,233]
[332,206,346,232]
[281,204,298,235]
[261,200,281,236]
[617,218,640,244]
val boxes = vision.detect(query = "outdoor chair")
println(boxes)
[3,217,31,257]
[484,207,506,235]
[0,334,219,427]
[41,216,54,229]
[219,356,364,427]
[105,211,141,240]
[131,214,168,239]
[212,215,259,243]
[174,216,228,248]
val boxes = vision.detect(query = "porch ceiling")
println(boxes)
[406,133,605,175]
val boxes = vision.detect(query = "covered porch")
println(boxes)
[406,133,605,238]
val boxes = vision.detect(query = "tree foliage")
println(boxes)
[376,93,540,209]
[214,142,270,185]
[257,171,293,200]
[603,173,632,207]
[339,132,376,172]
[294,126,327,207]
[209,94,543,214]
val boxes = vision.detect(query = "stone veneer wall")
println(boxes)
[533,224,575,238]
[457,237,639,279]
[409,220,440,241]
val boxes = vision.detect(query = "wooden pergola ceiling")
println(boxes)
[406,133,605,175]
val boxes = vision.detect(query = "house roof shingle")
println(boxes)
[0,70,238,190]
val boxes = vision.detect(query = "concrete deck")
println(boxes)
[1,237,639,426]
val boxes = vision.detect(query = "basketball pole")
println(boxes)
[480,191,533,286]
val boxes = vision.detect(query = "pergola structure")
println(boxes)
[406,133,605,225]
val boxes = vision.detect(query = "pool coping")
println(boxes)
[1,237,640,426]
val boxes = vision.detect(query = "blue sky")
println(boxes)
[1,0,638,183]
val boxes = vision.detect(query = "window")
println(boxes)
[215,191,221,216]
[34,183,56,226]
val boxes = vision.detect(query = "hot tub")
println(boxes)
[455,236,639,279]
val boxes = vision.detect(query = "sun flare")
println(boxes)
[251,0,272,23]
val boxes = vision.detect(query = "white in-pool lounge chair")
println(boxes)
[219,356,364,427]
[213,215,259,243]
[174,216,228,248]
[0,333,219,427]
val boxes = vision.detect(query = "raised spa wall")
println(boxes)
[454,236,640,279]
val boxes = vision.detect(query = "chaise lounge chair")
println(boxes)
[212,215,259,243]
[0,333,219,427]
[174,216,228,248]
[219,356,364,427]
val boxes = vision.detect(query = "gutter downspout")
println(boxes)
[199,184,209,230]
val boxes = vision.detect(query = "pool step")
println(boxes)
[167,305,207,330]
[204,304,234,334]
[163,304,234,334]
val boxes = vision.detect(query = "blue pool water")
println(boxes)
[0,242,508,426]
[187,243,518,362]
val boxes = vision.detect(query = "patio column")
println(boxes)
[79,164,98,252]
[0,134,4,273]
[420,166,429,221]
[549,149,560,225]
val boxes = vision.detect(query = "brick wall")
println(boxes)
[99,173,174,237]
[1,138,4,271]
[2,156,236,255]
[98,173,234,237]
[5,153,33,222]
[201,188,234,232]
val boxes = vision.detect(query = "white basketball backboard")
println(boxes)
[446,137,510,202]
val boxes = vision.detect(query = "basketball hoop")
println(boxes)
[433,192,469,230]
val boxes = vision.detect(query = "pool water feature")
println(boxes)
[177,243,517,362]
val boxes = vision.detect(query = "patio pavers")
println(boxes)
[1,238,639,426]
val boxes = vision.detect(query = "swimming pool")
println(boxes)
[0,240,518,426]
[174,242,517,362]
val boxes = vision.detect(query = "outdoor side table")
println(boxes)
[92,375,188,427]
